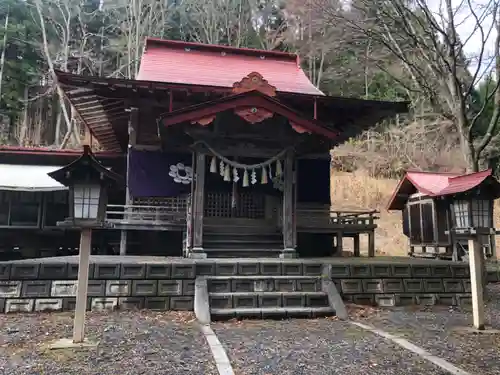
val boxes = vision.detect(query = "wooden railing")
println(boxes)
[105,196,378,231]
[294,205,378,230]
[106,203,186,227]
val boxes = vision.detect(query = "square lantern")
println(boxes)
[450,187,495,233]
[451,198,493,230]
[48,145,123,228]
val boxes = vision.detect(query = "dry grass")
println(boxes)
[331,170,406,256]
[331,170,500,257]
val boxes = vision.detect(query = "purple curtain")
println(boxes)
[128,150,192,197]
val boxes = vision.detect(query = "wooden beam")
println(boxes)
[161,93,337,139]
[83,108,125,121]
[79,102,124,114]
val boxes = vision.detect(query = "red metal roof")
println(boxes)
[406,170,492,196]
[387,169,496,210]
[137,38,324,96]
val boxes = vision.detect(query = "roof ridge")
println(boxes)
[144,37,299,63]
[447,169,492,181]
[406,169,459,176]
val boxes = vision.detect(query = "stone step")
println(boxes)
[203,224,279,235]
[204,248,283,258]
[204,237,282,246]
[210,306,335,320]
[204,242,282,249]
[207,276,323,293]
[205,231,282,237]
[209,291,329,310]
[207,275,323,280]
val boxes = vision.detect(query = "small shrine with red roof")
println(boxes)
[25,38,408,259]
[388,169,500,260]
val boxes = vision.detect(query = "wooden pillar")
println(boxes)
[490,233,498,261]
[353,234,360,257]
[368,231,375,257]
[469,236,485,330]
[184,152,196,257]
[335,231,343,256]
[191,152,206,258]
[120,107,138,256]
[281,150,296,258]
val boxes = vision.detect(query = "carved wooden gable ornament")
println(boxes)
[232,72,277,97]
[190,72,310,133]
[232,72,276,124]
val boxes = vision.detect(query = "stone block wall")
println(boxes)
[487,269,500,283]
[0,262,196,313]
[324,262,472,307]
[0,259,473,313]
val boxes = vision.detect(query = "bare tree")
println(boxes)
[0,10,9,103]
[106,0,169,79]
[176,0,253,47]
[315,0,500,171]
[34,0,76,149]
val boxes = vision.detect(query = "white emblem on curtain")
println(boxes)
[169,163,193,184]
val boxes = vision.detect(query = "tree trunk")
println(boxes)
[0,11,9,102]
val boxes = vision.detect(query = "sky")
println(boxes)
[428,0,497,79]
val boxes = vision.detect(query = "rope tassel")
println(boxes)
[210,156,217,173]
[243,169,249,187]
[276,159,283,176]
[261,166,268,184]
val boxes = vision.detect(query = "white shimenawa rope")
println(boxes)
[196,140,289,170]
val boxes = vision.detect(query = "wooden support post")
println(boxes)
[368,231,375,257]
[468,236,485,330]
[490,233,498,261]
[191,152,206,258]
[120,107,138,256]
[353,234,360,257]
[281,150,296,258]
[184,152,196,257]
[73,228,91,343]
[336,232,343,256]
[292,159,298,250]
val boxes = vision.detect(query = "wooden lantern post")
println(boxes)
[468,234,486,330]
[48,146,123,345]
[449,193,494,331]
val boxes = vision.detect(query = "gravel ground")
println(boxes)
[358,284,500,375]
[0,311,217,375]
[213,318,450,375]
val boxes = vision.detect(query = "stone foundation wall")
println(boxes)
[0,262,196,313]
[0,259,473,313]
[326,262,473,307]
